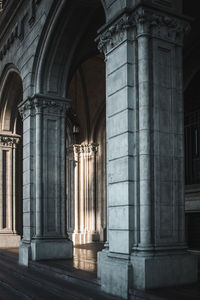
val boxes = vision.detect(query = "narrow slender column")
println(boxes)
[84,146,89,233]
[89,144,98,234]
[35,103,42,237]
[12,141,16,233]
[79,148,85,235]
[73,146,79,233]
[137,23,152,249]
[61,113,67,237]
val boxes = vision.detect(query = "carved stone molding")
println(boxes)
[18,95,71,119]
[67,144,98,156]
[97,7,189,52]
[0,135,20,147]
[97,14,132,53]
[134,8,190,41]
[0,0,43,61]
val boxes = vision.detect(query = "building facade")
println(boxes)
[0,0,199,298]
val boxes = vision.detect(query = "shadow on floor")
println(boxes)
[2,242,104,279]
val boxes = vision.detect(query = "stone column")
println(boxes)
[96,5,197,299]
[88,144,98,237]
[0,134,21,247]
[18,94,73,265]
[79,146,85,242]
[66,145,75,239]
[67,144,80,244]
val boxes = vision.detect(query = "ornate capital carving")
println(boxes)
[97,8,189,52]
[0,135,20,147]
[97,14,133,53]
[18,98,33,118]
[136,8,190,43]
[67,143,98,157]
[18,94,71,119]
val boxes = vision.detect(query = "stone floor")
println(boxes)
[0,243,200,299]
[0,243,117,300]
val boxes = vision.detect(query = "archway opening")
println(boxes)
[0,70,23,248]
[66,54,106,247]
[63,2,106,274]
[34,0,106,273]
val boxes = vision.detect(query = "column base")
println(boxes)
[98,249,132,299]
[0,233,20,248]
[19,240,31,266]
[131,251,198,290]
[31,238,73,261]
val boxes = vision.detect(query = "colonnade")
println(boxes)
[0,1,198,299]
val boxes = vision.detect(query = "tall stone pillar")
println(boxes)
[18,94,73,265]
[97,4,197,299]
[0,134,21,247]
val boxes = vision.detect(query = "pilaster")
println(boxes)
[66,143,98,245]
[18,94,73,265]
[96,4,197,298]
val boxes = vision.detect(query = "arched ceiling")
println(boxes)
[38,0,105,97]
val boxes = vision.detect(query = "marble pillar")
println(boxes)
[18,94,73,265]
[96,4,197,299]
[0,134,21,247]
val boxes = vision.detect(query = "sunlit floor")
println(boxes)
[73,242,104,273]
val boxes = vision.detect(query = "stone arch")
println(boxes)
[0,64,23,247]
[0,65,23,133]
[32,1,107,245]
[33,0,106,98]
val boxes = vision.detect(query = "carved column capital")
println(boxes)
[96,7,190,53]
[67,143,98,157]
[96,14,133,53]
[133,7,190,43]
[0,134,20,147]
[18,94,71,120]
